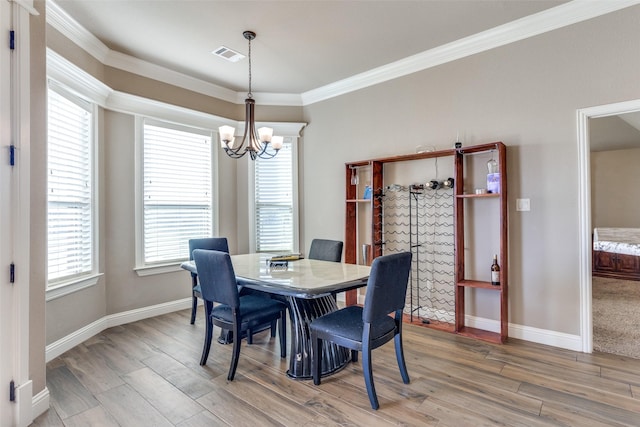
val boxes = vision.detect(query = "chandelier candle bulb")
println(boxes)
[271,136,284,150]
[219,125,235,147]
[258,127,273,143]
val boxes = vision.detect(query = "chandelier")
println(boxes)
[219,31,283,160]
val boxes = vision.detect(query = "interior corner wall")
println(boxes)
[591,147,640,228]
[43,24,304,345]
[301,6,640,336]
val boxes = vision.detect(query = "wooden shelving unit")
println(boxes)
[454,141,508,343]
[344,142,508,344]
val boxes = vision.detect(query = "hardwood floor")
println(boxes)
[33,308,640,426]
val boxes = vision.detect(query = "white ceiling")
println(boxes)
[52,0,569,96]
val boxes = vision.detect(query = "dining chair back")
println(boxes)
[187,237,229,324]
[308,239,343,262]
[310,251,412,409]
[193,249,287,381]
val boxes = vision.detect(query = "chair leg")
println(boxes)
[228,319,242,381]
[362,326,379,410]
[394,332,410,384]
[199,301,213,365]
[278,310,286,358]
[351,350,358,362]
[311,333,322,385]
[190,293,198,324]
[362,344,379,410]
[270,319,277,338]
[247,329,253,345]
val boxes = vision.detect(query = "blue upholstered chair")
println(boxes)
[188,237,229,324]
[309,251,412,409]
[193,249,287,381]
[308,239,343,262]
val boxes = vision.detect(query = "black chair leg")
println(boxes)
[199,300,213,365]
[312,334,322,385]
[394,333,410,384]
[228,320,242,381]
[351,350,358,362]
[278,310,286,358]
[362,344,379,410]
[190,293,198,325]
[270,319,277,338]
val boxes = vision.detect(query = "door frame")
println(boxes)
[1,1,37,425]
[577,98,640,353]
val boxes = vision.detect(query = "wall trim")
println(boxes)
[45,298,193,362]
[46,0,640,107]
[31,386,49,424]
[351,292,581,351]
[466,315,582,352]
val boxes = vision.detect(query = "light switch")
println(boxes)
[516,198,530,211]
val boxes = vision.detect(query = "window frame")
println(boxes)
[249,137,300,254]
[134,116,219,275]
[46,81,101,296]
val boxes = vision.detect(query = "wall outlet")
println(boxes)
[516,198,530,211]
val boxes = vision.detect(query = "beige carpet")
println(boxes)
[592,276,640,359]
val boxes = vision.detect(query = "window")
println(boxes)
[140,120,214,266]
[252,139,298,253]
[47,85,95,285]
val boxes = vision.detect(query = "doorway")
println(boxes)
[577,99,640,353]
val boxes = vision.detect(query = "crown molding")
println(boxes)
[302,0,640,105]
[47,0,109,62]
[47,0,640,107]
[47,48,307,135]
[47,49,112,105]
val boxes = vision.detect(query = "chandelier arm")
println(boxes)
[223,146,247,159]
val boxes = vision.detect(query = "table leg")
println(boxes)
[286,295,350,379]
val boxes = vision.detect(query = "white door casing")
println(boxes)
[1,1,37,425]
[577,98,640,353]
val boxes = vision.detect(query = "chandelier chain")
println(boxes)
[247,35,252,98]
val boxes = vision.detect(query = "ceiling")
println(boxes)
[52,0,569,96]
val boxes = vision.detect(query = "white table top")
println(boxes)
[181,253,371,299]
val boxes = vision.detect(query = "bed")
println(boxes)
[592,227,640,281]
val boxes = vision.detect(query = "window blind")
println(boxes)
[143,123,213,264]
[254,142,294,252]
[47,87,93,283]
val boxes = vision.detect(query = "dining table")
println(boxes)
[181,253,371,379]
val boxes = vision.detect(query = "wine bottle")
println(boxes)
[491,254,500,286]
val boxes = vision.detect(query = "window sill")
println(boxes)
[134,262,184,277]
[46,273,103,302]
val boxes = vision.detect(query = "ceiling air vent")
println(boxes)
[212,46,245,62]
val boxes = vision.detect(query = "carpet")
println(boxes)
[592,276,640,359]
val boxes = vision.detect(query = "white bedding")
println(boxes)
[593,227,640,256]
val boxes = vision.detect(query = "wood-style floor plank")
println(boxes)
[34,308,640,426]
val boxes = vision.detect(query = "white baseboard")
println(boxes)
[46,297,193,362]
[465,315,582,351]
[15,380,32,427]
[31,386,50,424]
[339,293,583,352]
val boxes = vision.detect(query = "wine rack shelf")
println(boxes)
[345,141,508,344]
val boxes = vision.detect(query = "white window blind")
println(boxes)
[254,142,295,252]
[143,122,213,264]
[47,87,94,283]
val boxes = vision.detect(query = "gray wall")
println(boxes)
[301,6,640,334]
[591,147,640,228]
